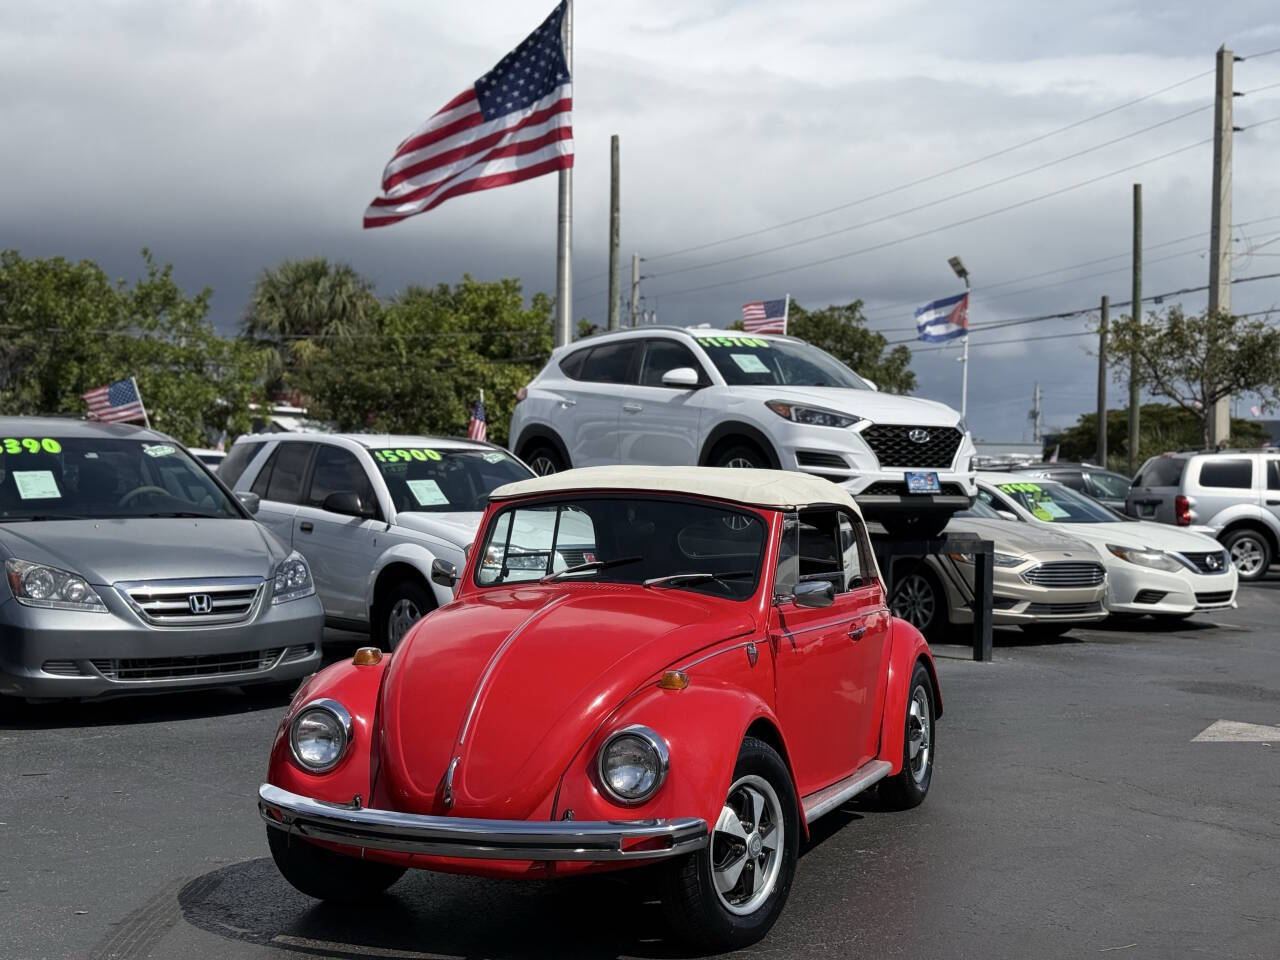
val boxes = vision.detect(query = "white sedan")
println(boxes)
[976,473,1237,620]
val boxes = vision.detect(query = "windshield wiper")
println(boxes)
[0,514,92,522]
[145,511,222,519]
[643,570,755,589]
[541,555,644,582]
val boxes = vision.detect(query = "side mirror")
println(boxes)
[863,378,879,392]
[323,490,374,518]
[236,491,260,515]
[793,580,835,608]
[431,558,459,588]
[996,510,1019,522]
[661,367,701,389]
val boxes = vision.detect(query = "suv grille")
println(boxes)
[118,577,264,626]
[860,425,963,469]
[861,481,966,497]
[1021,562,1106,588]
[1180,551,1229,574]
[90,649,284,681]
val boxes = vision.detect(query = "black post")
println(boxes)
[972,543,993,662]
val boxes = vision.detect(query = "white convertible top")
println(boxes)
[490,466,864,516]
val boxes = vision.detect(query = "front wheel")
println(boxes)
[890,566,949,641]
[879,661,936,810]
[267,827,405,902]
[710,441,770,470]
[662,737,799,951]
[377,578,433,651]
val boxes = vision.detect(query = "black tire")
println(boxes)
[267,827,405,902]
[1222,527,1271,582]
[522,442,566,476]
[889,565,949,641]
[661,737,799,952]
[377,577,434,651]
[879,512,950,539]
[1018,622,1073,639]
[710,440,770,470]
[879,661,936,811]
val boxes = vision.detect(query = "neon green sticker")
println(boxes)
[696,335,769,348]
[372,448,443,463]
[1,437,63,455]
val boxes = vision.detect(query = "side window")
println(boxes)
[796,508,842,592]
[838,513,872,590]
[776,515,799,596]
[1198,459,1253,490]
[219,441,263,487]
[638,339,704,387]
[580,341,639,384]
[1268,460,1280,490]
[1056,473,1086,492]
[250,445,278,498]
[265,442,313,504]
[308,446,377,514]
[558,348,589,380]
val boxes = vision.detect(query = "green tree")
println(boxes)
[1108,307,1280,447]
[242,258,380,397]
[302,276,552,446]
[1049,403,1268,471]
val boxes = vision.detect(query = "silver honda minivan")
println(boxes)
[0,417,324,700]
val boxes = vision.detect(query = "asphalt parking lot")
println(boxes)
[4,591,1279,960]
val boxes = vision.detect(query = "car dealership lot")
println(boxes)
[5,600,1280,960]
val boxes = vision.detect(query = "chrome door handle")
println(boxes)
[622,402,643,413]
[299,521,314,533]
[558,399,576,409]
[848,625,866,641]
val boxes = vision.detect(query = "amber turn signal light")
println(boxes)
[353,647,383,666]
[657,670,689,690]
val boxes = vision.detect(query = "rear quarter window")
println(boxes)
[558,348,589,380]
[219,441,263,486]
[1197,459,1253,489]
[1135,458,1186,487]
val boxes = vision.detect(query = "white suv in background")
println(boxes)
[509,327,977,537]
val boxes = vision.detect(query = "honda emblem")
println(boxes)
[188,593,213,615]
[908,429,931,444]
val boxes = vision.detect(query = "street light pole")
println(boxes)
[948,256,971,420]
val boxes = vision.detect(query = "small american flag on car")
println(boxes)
[82,377,148,425]
[741,297,788,334]
[468,394,488,442]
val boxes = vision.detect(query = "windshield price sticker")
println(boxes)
[372,448,443,463]
[13,470,61,500]
[730,353,770,374]
[406,478,450,506]
[696,335,770,349]
[1,438,63,455]
[142,443,177,458]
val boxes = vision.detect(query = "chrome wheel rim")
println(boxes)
[892,574,936,629]
[387,597,422,647]
[906,685,932,783]
[711,774,784,916]
[1230,537,1265,575]
[530,456,558,477]
[724,456,756,469]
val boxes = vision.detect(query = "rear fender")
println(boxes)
[878,617,941,775]
[265,656,391,807]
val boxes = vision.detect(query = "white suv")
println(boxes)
[509,327,976,536]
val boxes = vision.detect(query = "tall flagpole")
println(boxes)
[553,0,574,347]
[960,277,970,419]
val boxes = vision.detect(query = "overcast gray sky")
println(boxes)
[3,0,1279,440]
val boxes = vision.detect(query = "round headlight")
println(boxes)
[23,566,56,600]
[289,699,352,773]
[598,725,669,804]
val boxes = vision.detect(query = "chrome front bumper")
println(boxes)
[259,783,708,862]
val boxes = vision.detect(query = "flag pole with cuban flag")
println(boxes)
[362,2,575,346]
[916,258,972,417]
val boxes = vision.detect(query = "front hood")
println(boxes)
[391,511,485,546]
[945,516,1098,556]
[1026,518,1224,553]
[720,385,962,427]
[0,519,283,584]
[378,584,755,818]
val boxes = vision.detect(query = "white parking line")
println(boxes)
[1192,719,1280,742]
[271,936,444,958]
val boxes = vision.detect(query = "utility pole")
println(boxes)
[1208,44,1237,447]
[607,134,621,331]
[1030,382,1043,444]
[629,253,640,327]
[1097,295,1109,467]
[1128,183,1142,475]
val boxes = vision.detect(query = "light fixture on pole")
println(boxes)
[948,256,971,420]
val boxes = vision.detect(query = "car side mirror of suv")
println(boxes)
[323,491,374,518]
[793,580,835,608]
[661,367,701,389]
[236,491,261,515]
[996,509,1019,522]
[431,558,459,588]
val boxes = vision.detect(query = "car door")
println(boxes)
[838,511,893,768]
[249,441,315,548]
[292,443,384,624]
[615,337,707,466]
[555,340,639,466]
[769,508,866,796]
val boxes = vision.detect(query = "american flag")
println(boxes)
[83,377,148,424]
[364,2,573,228]
[742,298,788,334]
[467,395,488,442]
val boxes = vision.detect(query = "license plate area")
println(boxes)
[905,471,941,494]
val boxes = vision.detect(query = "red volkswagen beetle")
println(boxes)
[259,467,941,950]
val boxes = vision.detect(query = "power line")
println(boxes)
[643,68,1215,264]
[647,103,1213,281]
[1241,46,1280,60]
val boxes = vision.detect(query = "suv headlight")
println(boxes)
[272,551,315,604]
[765,400,859,429]
[289,699,352,772]
[5,559,107,612]
[949,551,1024,567]
[1106,544,1183,572]
[598,725,669,804]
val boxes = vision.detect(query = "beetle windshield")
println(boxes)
[369,447,533,513]
[475,496,767,600]
[0,436,241,521]
[691,335,870,389]
[992,480,1117,524]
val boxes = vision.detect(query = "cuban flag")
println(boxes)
[915,292,970,343]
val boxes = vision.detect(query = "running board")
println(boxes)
[801,760,893,824]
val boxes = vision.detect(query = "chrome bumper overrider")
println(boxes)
[258,783,708,862]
